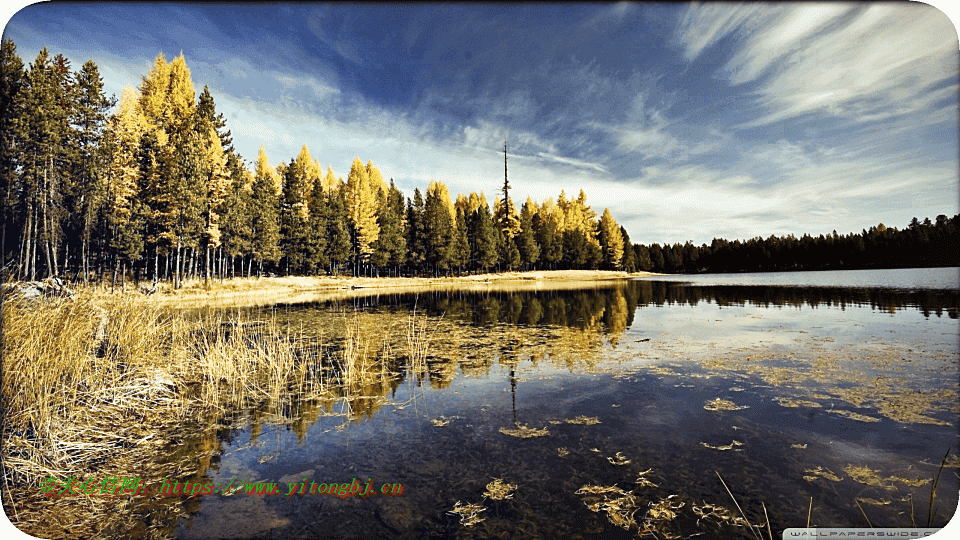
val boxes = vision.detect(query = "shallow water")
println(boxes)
[159,270,960,539]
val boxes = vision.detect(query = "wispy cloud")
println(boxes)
[677,3,958,128]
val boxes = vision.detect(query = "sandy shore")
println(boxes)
[135,269,662,308]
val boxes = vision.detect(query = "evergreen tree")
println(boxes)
[424,180,455,273]
[305,167,329,274]
[219,152,253,277]
[280,151,312,274]
[619,226,637,272]
[0,40,24,274]
[325,186,352,274]
[501,233,521,270]
[370,179,406,273]
[70,59,114,282]
[634,243,652,271]
[517,197,540,269]
[406,188,426,270]
[452,206,470,272]
[470,202,498,271]
[16,48,73,279]
[249,145,281,274]
[196,85,233,153]
[533,211,562,268]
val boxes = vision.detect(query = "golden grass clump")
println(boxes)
[607,452,631,466]
[703,398,749,411]
[449,501,486,527]
[565,415,601,425]
[803,466,844,483]
[557,447,570,457]
[483,478,517,500]
[635,469,658,488]
[775,397,822,408]
[691,502,751,527]
[701,440,744,451]
[498,424,549,438]
[575,484,639,530]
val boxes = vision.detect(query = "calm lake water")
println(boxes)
[166,268,958,539]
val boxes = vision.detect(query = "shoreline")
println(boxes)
[122,269,663,308]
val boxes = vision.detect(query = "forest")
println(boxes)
[1,40,956,287]
[0,41,635,287]
[634,216,960,274]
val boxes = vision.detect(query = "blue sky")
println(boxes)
[3,2,958,245]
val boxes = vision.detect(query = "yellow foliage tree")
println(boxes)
[255,145,279,195]
[104,85,147,226]
[600,208,624,269]
[345,157,379,256]
[202,127,231,248]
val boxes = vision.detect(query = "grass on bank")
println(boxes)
[0,289,402,538]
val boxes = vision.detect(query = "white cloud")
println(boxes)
[676,4,958,128]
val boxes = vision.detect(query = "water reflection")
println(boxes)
[288,281,959,332]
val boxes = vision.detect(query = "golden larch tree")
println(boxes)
[345,157,379,255]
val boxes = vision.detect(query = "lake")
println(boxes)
[130,268,960,538]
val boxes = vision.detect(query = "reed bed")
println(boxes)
[0,290,393,538]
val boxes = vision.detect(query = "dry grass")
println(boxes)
[449,500,486,527]
[498,424,550,438]
[1,290,397,538]
[483,478,517,501]
[704,398,749,411]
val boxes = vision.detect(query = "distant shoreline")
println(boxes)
[131,269,664,307]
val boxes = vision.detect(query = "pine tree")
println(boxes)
[305,167,329,274]
[249,145,282,274]
[533,211,562,268]
[619,226,637,272]
[325,186,352,274]
[137,51,198,287]
[371,179,406,273]
[196,85,233,153]
[280,151,312,273]
[219,152,254,277]
[452,206,470,272]
[406,188,425,270]
[517,197,540,269]
[493,195,521,239]
[501,233,521,271]
[70,59,114,282]
[0,40,25,275]
[15,49,80,279]
[469,201,498,271]
[424,180,455,273]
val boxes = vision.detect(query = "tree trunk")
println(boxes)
[175,241,182,289]
[19,202,32,281]
[204,243,210,288]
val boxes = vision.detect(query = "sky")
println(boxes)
[2,2,958,246]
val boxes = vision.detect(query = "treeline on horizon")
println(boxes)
[1,41,956,289]
[633,215,960,274]
[0,41,636,287]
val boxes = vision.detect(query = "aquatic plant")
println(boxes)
[498,424,549,438]
[483,478,517,501]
